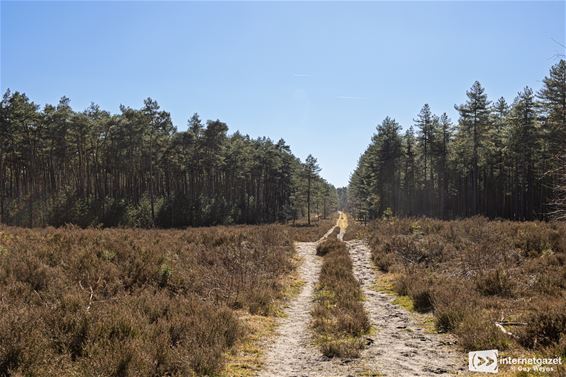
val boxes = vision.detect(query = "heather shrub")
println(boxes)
[394,271,435,312]
[475,269,515,297]
[341,221,365,241]
[375,253,395,272]
[556,336,566,359]
[514,223,554,257]
[319,337,366,358]
[316,238,342,256]
[393,274,410,296]
[518,303,566,349]
[532,266,566,296]
[312,239,370,358]
[412,288,434,313]
[433,282,478,333]
[0,224,294,376]
[365,218,566,353]
[456,313,509,351]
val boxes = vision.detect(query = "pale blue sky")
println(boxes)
[1,1,565,187]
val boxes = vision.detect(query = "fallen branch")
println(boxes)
[494,321,526,339]
[86,286,94,312]
[79,280,95,312]
[497,321,527,326]
[32,289,51,308]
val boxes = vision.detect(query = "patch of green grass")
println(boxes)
[393,295,414,312]
[372,273,398,295]
[420,315,437,334]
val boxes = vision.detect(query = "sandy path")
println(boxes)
[257,241,356,377]
[258,216,464,376]
[337,212,347,241]
[346,239,465,376]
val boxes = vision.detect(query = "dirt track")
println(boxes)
[258,217,465,377]
[257,241,356,377]
[346,239,465,376]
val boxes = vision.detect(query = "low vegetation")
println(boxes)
[366,217,566,361]
[0,224,303,376]
[341,219,365,242]
[292,214,339,242]
[312,238,370,358]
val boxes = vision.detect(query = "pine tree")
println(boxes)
[402,127,416,215]
[538,59,566,153]
[538,60,566,218]
[0,90,335,228]
[435,113,452,217]
[508,87,539,219]
[490,97,511,216]
[349,66,559,221]
[414,104,434,192]
[304,155,321,225]
[455,81,491,215]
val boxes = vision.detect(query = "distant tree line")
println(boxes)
[0,94,337,227]
[336,187,348,211]
[349,60,566,221]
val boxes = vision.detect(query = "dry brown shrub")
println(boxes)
[455,312,509,351]
[475,269,516,297]
[341,220,366,241]
[0,224,295,376]
[316,238,342,256]
[312,239,370,358]
[374,252,396,272]
[517,302,566,349]
[365,217,566,353]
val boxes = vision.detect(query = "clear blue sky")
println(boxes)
[1,1,565,187]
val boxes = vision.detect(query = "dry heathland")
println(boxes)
[312,238,370,358]
[0,223,334,376]
[363,217,566,360]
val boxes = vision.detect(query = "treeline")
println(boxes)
[0,93,337,227]
[349,60,566,221]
